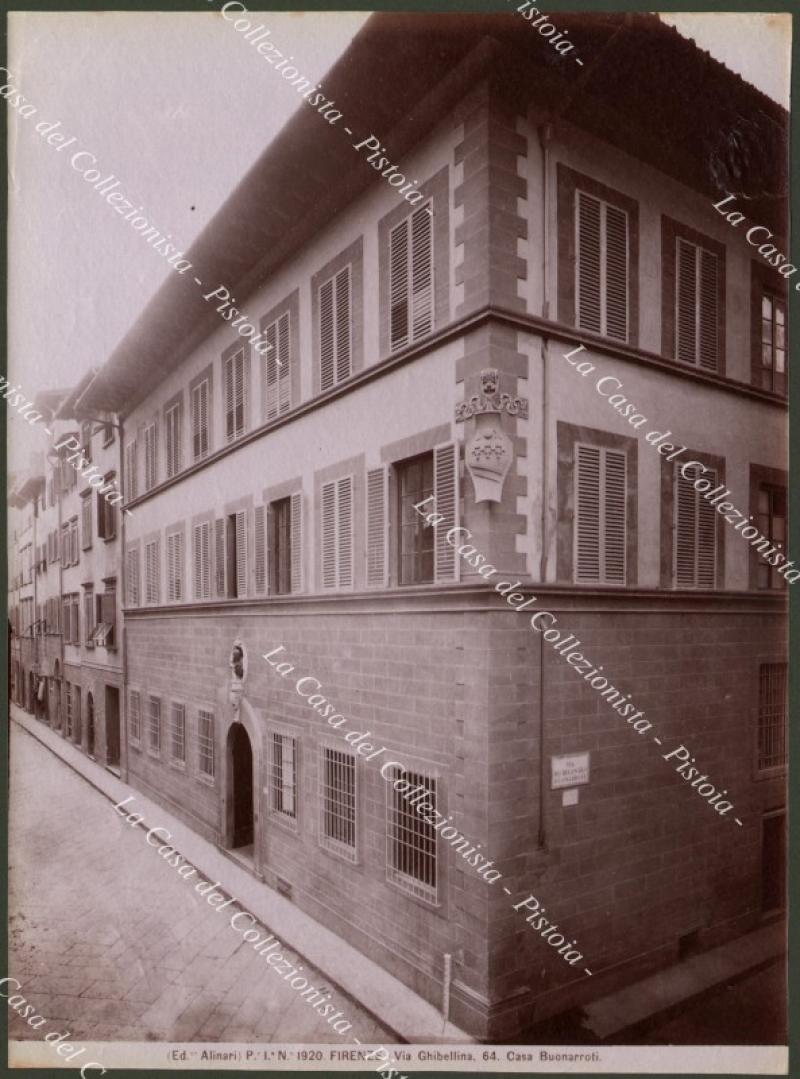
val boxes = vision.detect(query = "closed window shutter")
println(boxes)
[235,510,248,597]
[265,314,291,419]
[389,218,410,351]
[225,353,246,441]
[319,267,352,391]
[575,445,627,584]
[167,533,183,601]
[201,523,210,598]
[366,466,388,587]
[576,192,628,341]
[676,239,719,371]
[101,591,115,628]
[320,278,335,391]
[433,441,458,582]
[144,424,157,490]
[577,192,602,334]
[290,492,302,593]
[321,481,336,589]
[254,505,266,594]
[675,464,717,588]
[215,518,225,596]
[225,356,234,441]
[125,441,137,500]
[193,525,203,599]
[165,405,180,478]
[127,549,139,606]
[335,267,352,383]
[411,206,434,342]
[337,477,353,588]
[698,249,718,371]
[145,541,160,604]
[192,380,209,459]
[605,205,628,341]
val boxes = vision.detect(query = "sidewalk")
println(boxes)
[10,705,472,1045]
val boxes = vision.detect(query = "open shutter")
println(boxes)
[433,441,458,582]
[366,466,388,587]
[215,518,226,597]
[575,445,601,582]
[321,481,336,589]
[389,218,409,351]
[577,192,602,334]
[254,505,266,595]
[235,510,248,597]
[290,492,302,593]
[603,450,627,584]
[604,205,628,341]
[337,476,353,588]
[320,278,335,391]
[698,249,718,372]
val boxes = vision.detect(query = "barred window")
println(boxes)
[758,663,787,771]
[170,702,186,764]
[320,747,356,861]
[386,767,437,902]
[147,695,161,755]
[269,732,297,819]
[198,709,215,778]
[129,690,142,744]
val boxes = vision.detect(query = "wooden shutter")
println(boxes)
[675,464,717,588]
[127,548,139,606]
[337,477,353,588]
[265,315,291,419]
[366,466,388,587]
[145,541,160,604]
[320,278,335,391]
[433,441,459,582]
[193,525,203,598]
[254,505,266,595]
[319,267,352,391]
[676,238,697,365]
[215,518,226,596]
[125,440,137,500]
[167,532,182,601]
[192,380,209,459]
[577,192,602,334]
[575,445,627,584]
[321,481,336,589]
[411,205,434,342]
[235,510,248,597]
[336,267,352,383]
[604,205,628,341]
[224,356,234,441]
[698,249,718,372]
[389,218,409,351]
[290,492,302,593]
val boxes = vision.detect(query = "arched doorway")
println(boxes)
[227,723,254,852]
[87,693,95,758]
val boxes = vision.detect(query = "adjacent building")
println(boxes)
[17,13,788,1039]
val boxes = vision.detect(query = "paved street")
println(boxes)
[8,723,392,1044]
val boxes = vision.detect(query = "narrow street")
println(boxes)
[8,723,392,1044]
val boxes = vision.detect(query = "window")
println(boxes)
[167,531,184,602]
[65,680,73,738]
[264,313,291,419]
[103,421,114,447]
[758,663,787,771]
[81,496,92,550]
[674,463,717,589]
[574,445,627,585]
[145,539,160,604]
[756,484,787,590]
[319,266,351,390]
[70,594,79,643]
[397,454,434,585]
[675,238,719,371]
[81,421,93,462]
[576,190,629,341]
[386,766,437,901]
[144,422,158,491]
[193,522,211,599]
[254,505,266,595]
[83,588,94,646]
[321,477,353,589]
[320,747,356,861]
[225,510,248,598]
[198,709,215,778]
[389,202,433,352]
[191,379,210,460]
[224,349,247,442]
[129,690,142,744]
[760,293,787,393]
[147,695,161,755]
[97,475,116,540]
[269,732,297,819]
[269,497,292,595]
[93,587,116,648]
[126,547,140,607]
[170,702,186,764]
[164,401,182,479]
[125,440,138,501]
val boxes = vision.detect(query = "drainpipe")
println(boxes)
[119,414,128,781]
[441,952,452,1030]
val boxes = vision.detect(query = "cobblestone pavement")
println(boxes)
[8,723,392,1044]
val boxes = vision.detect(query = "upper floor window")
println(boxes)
[674,462,717,589]
[266,493,302,595]
[102,421,114,447]
[760,293,786,394]
[83,587,94,646]
[319,266,352,390]
[164,400,182,479]
[167,530,184,602]
[191,379,210,461]
[97,474,116,541]
[144,539,161,604]
[80,421,93,462]
[125,440,138,501]
[193,521,211,600]
[574,444,627,585]
[225,510,248,598]
[144,422,158,492]
[758,662,787,772]
[756,484,787,590]
[81,495,92,551]
[93,585,116,648]
[389,203,433,352]
[321,477,353,590]
[126,547,140,607]
[264,313,291,420]
[576,190,629,341]
[675,237,719,371]
[397,453,434,585]
[224,348,247,443]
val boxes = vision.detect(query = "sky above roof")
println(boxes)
[7,10,791,473]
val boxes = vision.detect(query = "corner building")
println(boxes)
[79,14,788,1039]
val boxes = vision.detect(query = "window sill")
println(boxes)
[169,757,187,772]
[319,837,359,865]
[197,772,216,788]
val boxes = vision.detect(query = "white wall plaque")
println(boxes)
[551,751,590,789]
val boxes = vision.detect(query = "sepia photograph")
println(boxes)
[4,4,792,1074]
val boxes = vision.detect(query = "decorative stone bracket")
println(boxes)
[456,369,528,504]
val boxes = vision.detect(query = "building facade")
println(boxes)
[29,13,789,1039]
